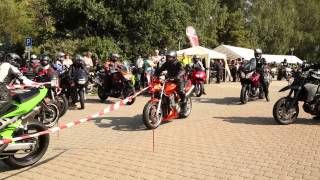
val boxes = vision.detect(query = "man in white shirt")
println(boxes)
[83,51,93,69]
[63,53,73,69]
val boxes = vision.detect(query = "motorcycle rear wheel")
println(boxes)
[98,86,108,102]
[273,97,299,125]
[2,121,49,169]
[240,85,249,104]
[143,101,162,129]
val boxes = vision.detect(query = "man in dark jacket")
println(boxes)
[155,50,187,113]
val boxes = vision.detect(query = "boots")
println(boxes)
[266,94,270,102]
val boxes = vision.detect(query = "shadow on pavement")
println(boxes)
[94,115,147,131]
[85,98,113,104]
[215,116,320,125]
[0,149,69,177]
[193,97,242,105]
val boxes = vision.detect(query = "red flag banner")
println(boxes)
[186,26,199,47]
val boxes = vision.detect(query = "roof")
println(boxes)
[214,44,303,64]
[177,46,226,60]
[214,45,254,60]
[262,54,302,64]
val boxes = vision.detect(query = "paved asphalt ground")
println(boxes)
[1,81,320,180]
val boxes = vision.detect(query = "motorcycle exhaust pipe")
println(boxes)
[186,85,195,97]
[21,106,41,120]
[3,142,35,152]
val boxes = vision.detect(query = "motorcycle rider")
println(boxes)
[190,55,206,95]
[53,52,65,75]
[0,53,34,102]
[69,55,88,107]
[155,50,187,113]
[103,53,124,93]
[253,48,270,102]
[37,55,56,82]
[281,59,289,68]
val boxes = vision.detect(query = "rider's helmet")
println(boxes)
[165,50,177,62]
[254,48,262,59]
[57,52,65,61]
[5,53,22,67]
[192,55,200,63]
[283,59,287,63]
[74,54,85,67]
[40,55,50,66]
[31,54,37,60]
[111,53,120,62]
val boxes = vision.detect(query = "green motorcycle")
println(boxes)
[0,87,51,168]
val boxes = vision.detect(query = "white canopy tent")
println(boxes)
[214,45,254,60]
[177,46,227,60]
[177,46,230,82]
[262,54,303,64]
[214,44,303,64]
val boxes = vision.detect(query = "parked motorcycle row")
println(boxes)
[0,52,314,169]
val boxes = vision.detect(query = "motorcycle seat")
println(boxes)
[12,89,40,104]
[0,101,17,117]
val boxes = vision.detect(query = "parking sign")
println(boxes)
[26,37,32,47]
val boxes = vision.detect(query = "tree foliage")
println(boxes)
[0,0,319,61]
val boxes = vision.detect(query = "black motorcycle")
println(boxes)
[97,68,135,105]
[273,69,320,124]
[70,68,88,109]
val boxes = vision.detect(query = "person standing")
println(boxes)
[135,55,144,90]
[83,51,93,70]
[215,60,222,84]
[63,53,73,69]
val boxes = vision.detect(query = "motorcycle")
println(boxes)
[0,87,50,168]
[34,70,68,118]
[86,71,97,94]
[9,80,60,128]
[97,64,136,105]
[239,59,265,104]
[142,75,194,129]
[70,68,88,109]
[273,69,320,125]
[189,69,206,97]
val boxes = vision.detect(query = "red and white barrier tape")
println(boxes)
[7,82,51,90]
[0,87,149,145]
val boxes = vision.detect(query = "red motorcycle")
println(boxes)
[190,70,206,97]
[142,76,194,129]
[239,59,264,104]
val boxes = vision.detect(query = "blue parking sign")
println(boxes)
[25,38,32,47]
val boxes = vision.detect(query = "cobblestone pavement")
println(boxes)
[1,81,320,180]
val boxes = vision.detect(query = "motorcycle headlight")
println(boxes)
[51,78,59,87]
[78,78,86,85]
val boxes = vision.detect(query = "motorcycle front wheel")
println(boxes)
[79,89,85,109]
[2,121,49,169]
[56,94,68,117]
[143,101,163,129]
[194,83,203,97]
[125,87,136,105]
[273,97,299,125]
[240,85,249,104]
